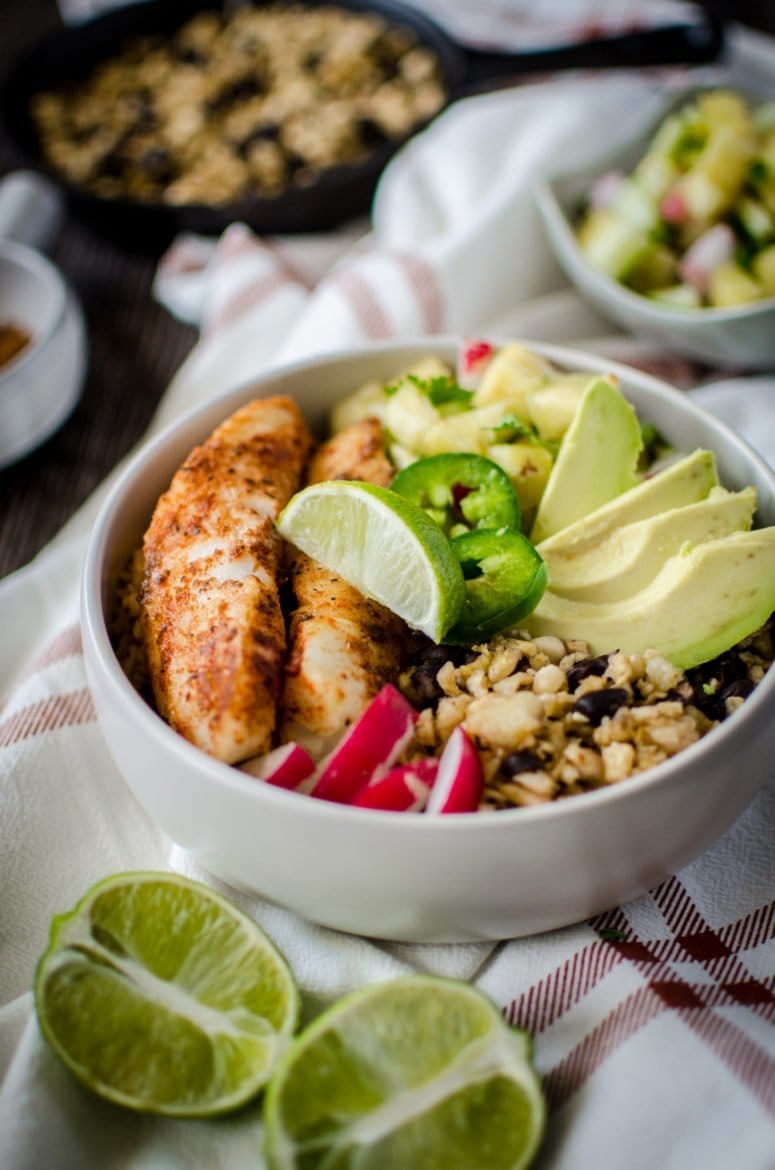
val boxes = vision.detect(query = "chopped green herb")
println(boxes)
[384,373,474,411]
[702,679,719,696]
[671,127,707,168]
[638,421,671,471]
[488,414,539,442]
[598,927,628,942]
[747,158,770,192]
[407,373,473,408]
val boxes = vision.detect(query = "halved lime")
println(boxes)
[264,974,545,1170]
[34,871,299,1116]
[277,481,466,642]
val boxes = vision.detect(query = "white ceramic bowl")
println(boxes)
[0,239,87,468]
[81,340,775,943]
[533,128,775,371]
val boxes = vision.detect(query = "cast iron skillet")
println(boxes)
[2,0,727,242]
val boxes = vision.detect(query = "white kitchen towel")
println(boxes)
[2,28,774,1170]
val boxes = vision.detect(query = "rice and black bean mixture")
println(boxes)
[32,5,445,206]
[111,545,772,811]
[399,621,774,809]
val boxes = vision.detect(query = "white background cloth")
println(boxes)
[1,6,774,1169]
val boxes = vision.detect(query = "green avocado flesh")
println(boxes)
[536,448,719,556]
[530,378,643,544]
[542,486,757,603]
[526,528,775,669]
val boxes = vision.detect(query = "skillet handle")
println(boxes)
[457,11,726,93]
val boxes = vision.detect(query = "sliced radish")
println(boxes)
[239,742,316,790]
[659,189,688,224]
[457,338,494,390]
[679,223,735,292]
[310,685,418,804]
[589,170,627,211]
[425,727,483,814]
[352,757,439,812]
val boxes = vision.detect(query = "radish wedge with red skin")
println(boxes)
[679,223,735,292]
[310,685,418,804]
[458,338,494,390]
[425,727,483,814]
[239,742,316,789]
[352,758,439,812]
[659,190,688,224]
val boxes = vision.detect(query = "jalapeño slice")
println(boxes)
[390,453,521,539]
[446,528,548,644]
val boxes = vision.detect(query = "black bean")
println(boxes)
[566,654,610,693]
[404,642,479,707]
[574,687,629,725]
[414,642,477,670]
[687,652,747,693]
[137,147,173,181]
[408,667,444,706]
[722,678,755,703]
[501,751,542,777]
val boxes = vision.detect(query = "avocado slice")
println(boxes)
[544,486,757,603]
[525,528,775,669]
[537,449,719,557]
[530,378,643,544]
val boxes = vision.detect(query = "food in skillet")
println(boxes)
[575,90,775,308]
[112,341,775,812]
[31,4,446,207]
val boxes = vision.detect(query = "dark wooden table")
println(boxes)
[1,0,773,579]
[0,0,197,579]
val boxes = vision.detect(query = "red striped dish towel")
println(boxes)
[1,42,774,1170]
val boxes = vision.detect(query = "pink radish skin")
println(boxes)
[589,170,626,211]
[425,727,483,814]
[659,190,688,224]
[352,758,439,812]
[239,741,315,789]
[679,224,735,292]
[310,685,419,804]
[457,338,494,390]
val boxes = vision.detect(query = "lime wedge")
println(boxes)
[277,482,466,642]
[264,974,545,1170]
[34,871,299,1116]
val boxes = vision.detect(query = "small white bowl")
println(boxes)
[0,239,87,468]
[81,339,775,943]
[534,146,775,371]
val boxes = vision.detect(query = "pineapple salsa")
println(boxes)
[574,90,775,309]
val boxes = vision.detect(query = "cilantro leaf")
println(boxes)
[487,413,538,442]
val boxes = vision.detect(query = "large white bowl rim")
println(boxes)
[81,337,775,836]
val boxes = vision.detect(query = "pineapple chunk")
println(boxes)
[576,208,651,281]
[526,374,603,441]
[487,442,554,519]
[648,283,702,309]
[626,243,679,292]
[635,151,678,200]
[707,262,763,308]
[330,379,388,433]
[698,91,751,130]
[420,403,513,455]
[753,245,775,296]
[473,342,553,409]
[388,443,417,472]
[384,384,441,450]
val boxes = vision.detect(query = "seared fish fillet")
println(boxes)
[141,395,313,763]
[281,418,406,755]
